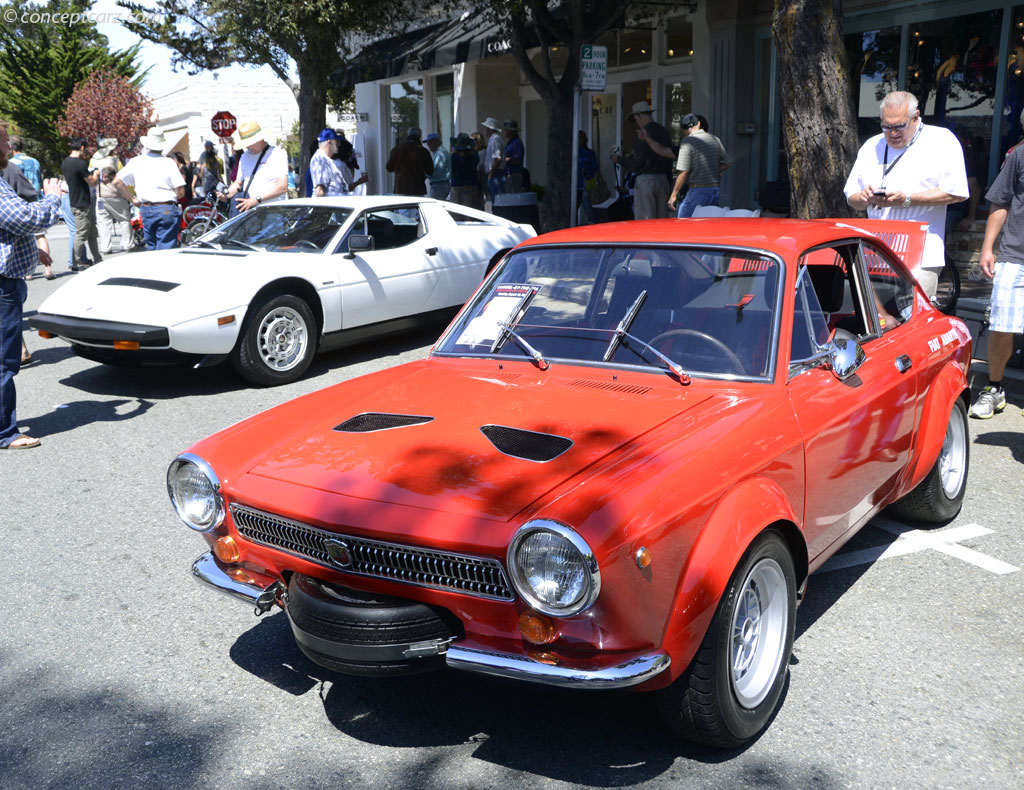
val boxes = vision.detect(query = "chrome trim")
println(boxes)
[167,452,225,532]
[191,551,280,606]
[445,645,670,689]
[230,504,515,601]
[506,520,601,617]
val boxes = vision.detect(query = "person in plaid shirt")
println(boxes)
[0,122,61,449]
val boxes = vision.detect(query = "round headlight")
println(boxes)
[507,521,600,617]
[167,453,225,532]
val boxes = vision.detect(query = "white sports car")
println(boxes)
[31,197,535,385]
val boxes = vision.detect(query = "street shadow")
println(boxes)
[22,397,154,438]
[0,650,213,790]
[973,430,1024,464]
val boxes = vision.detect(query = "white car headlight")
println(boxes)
[167,453,225,532]
[507,520,600,617]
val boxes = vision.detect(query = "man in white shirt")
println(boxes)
[844,91,968,299]
[481,116,504,200]
[112,127,185,250]
[226,121,288,212]
[309,129,348,197]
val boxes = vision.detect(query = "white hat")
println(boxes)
[139,127,166,151]
[236,120,267,147]
[96,137,118,157]
[481,116,500,131]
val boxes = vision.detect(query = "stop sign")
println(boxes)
[210,111,237,137]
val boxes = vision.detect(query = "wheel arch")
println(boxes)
[898,360,970,498]
[246,278,324,339]
[649,476,806,689]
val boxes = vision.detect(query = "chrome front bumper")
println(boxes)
[191,551,671,690]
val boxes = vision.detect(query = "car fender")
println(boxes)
[653,476,805,686]
[898,359,969,496]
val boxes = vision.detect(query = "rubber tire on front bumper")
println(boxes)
[285,573,460,676]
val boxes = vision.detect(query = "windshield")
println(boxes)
[435,245,781,379]
[196,204,353,253]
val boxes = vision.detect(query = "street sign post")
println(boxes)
[210,111,237,138]
[580,45,607,91]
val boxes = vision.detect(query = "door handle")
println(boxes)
[426,247,438,255]
[895,354,912,373]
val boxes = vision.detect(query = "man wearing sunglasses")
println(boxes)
[844,90,968,299]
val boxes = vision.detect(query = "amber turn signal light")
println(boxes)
[112,340,140,350]
[38,330,55,339]
[214,535,240,564]
[217,315,236,326]
[635,547,652,568]
[518,611,557,645]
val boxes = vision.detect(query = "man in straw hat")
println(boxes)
[625,100,673,219]
[112,127,185,250]
[501,118,525,193]
[481,116,504,200]
[225,120,288,213]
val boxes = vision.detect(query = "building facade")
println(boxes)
[340,0,1024,215]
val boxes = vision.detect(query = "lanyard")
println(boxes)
[880,122,923,187]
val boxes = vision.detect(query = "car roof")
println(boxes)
[515,218,927,265]
[279,195,440,210]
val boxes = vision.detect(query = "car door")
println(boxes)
[786,242,919,561]
[334,205,446,328]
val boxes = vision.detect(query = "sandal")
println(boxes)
[1,434,41,450]
[20,354,34,366]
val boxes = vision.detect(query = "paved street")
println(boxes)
[2,232,1023,790]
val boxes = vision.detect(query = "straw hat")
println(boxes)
[480,116,500,131]
[627,101,655,121]
[139,127,166,151]
[236,120,267,147]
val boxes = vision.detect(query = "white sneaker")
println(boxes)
[969,386,1006,419]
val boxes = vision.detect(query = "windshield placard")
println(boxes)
[456,284,537,347]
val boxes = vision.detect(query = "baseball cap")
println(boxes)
[318,128,338,143]
[681,113,700,128]
[425,133,441,142]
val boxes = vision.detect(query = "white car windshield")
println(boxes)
[436,245,782,380]
[197,205,353,252]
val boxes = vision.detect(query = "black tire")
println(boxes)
[888,399,969,523]
[285,574,458,676]
[657,530,796,748]
[231,293,316,386]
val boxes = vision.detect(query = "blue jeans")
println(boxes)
[140,204,181,250]
[429,182,450,200]
[677,186,720,218]
[0,276,28,446]
[487,175,505,202]
[61,194,86,268]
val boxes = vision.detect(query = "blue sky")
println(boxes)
[92,0,290,97]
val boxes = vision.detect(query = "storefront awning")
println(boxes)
[331,10,540,91]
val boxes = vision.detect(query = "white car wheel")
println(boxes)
[232,294,317,386]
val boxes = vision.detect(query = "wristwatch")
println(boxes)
[902,195,912,208]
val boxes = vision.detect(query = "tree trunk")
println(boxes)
[542,87,576,231]
[294,65,327,195]
[772,0,858,219]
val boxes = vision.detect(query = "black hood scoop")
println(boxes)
[334,413,434,433]
[100,277,180,292]
[480,425,573,462]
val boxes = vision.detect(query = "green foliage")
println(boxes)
[0,0,145,173]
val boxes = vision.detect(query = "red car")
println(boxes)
[168,218,971,747]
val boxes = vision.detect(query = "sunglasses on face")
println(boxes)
[880,120,913,132]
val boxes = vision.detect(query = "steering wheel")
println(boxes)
[647,328,746,375]
[293,239,321,250]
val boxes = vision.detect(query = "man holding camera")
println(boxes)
[844,90,967,299]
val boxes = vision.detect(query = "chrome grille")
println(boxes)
[230,504,514,601]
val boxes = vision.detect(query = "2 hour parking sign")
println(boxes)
[580,45,607,91]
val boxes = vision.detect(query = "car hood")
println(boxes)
[36,249,306,326]
[241,363,713,522]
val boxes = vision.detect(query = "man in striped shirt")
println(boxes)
[668,114,733,218]
[0,122,61,449]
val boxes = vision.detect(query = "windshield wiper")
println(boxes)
[611,330,691,385]
[492,322,549,370]
[219,239,261,252]
[603,290,647,362]
[190,239,219,249]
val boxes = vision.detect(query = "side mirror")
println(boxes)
[348,234,374,253]
[829,337,866,381]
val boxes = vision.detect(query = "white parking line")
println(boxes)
[817,516,1020,575]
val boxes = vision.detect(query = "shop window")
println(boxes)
[664,82,692,145]
[844,27,900,145]
[665,16,693,61]
[620,28,652,66]
[389,80,423,149]
[1003,7,1024,158]
[595,28,618,68]
[905,10,1001,180]
[433,73,454,148]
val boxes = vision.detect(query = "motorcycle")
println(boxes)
[181,184,229,246]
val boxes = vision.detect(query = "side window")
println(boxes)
[797,245,875,340]
[790,265,831,365]
[861,242,915,333]
[344,207,424,252]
